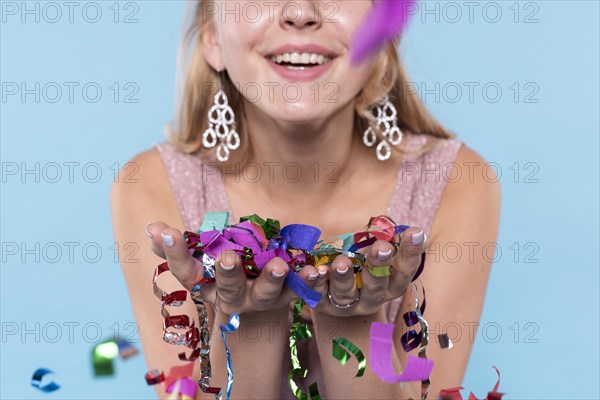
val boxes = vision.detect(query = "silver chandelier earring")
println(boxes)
[202,70,240,162]
[362,95,403,161]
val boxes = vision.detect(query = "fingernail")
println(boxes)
[308,272,319,281]
[411,230,424,245]
[220,261,235,271]
[145,223,153,239]
[376,248,393,261]
[161,232,174,247]
[271,269,286,278]
[318,269,327,278]
[335,265,349,275]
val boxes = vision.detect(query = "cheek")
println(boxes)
[334,0,374,35]
[337,58,376,97]
[217,24,259,80]
[212,25,265,113]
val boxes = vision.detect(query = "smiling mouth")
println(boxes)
[267,52,334,69]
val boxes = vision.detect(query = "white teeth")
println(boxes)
[269,52,332,66]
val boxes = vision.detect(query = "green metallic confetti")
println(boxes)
[332,337,367,378]
[288,299,321,400]
[367,265,392,277]
[239,214,280,239]
[92,340,118,377]
[92,338,139,377]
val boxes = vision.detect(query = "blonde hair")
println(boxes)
[166,0,454,164]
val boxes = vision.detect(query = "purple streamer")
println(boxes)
[403,311,419,326]
[284,269,321,308]
[394,225,411,235]
[350,0,418,65]
[253,248,291,270]
[280,224,322,251]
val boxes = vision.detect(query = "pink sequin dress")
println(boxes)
[155,132,463,399]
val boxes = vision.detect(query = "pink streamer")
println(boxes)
[166,377,198,399]
[370,322,434,382]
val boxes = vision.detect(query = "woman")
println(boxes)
[111,1,501,398]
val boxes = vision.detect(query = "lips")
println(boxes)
[263,44,338,82]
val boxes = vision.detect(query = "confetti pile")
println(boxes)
[147,212,443,400]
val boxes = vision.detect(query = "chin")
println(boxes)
[268,101,339,124]
[272,110,327,124]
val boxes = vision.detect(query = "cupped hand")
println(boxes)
[145,222,320,316]
[310,227,427,317]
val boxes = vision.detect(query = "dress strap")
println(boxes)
[383,133,464,324]
[155,142,231,231]
[408,136,464,236]
[387,133,464,236]
[155,142,204,230]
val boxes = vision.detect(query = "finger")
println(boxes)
[309,265,330,308]
[214,250,246,307]
[295,264,320,287]
[146,222,170,259]
[277,263,321,302]
[388,227,426,299]
[361,240,394,306]
[328,255,359,304]
[159,227,204,291]
[250,257,290,310]
[192,283,217,306]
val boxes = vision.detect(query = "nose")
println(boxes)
[279,0,322,31]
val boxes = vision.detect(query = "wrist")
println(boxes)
[208,308,289,398]
[310,303,389,324]
[212,305,290,345]
[309,306,388,339]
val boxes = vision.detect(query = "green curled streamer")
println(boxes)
[239,214,280,239]
[332,337,367,377]
[288,299,321,400]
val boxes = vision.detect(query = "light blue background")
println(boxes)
[1,1,598,399]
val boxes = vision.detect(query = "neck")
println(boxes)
[225,101,365,208]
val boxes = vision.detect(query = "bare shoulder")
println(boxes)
[110,146,183,236]
[430,144,502,241]
[445,144,501,204]
[110,147,166,201]
[110,147,178,211]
